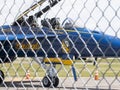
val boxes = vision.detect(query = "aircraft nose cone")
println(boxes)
[94,34,120,57]
[110,37,120,48]
[108,36,120,56]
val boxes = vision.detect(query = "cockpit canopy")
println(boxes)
[62,18,74,29]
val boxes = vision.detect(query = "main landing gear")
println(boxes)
[0,70,4,85]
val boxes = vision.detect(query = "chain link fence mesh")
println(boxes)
[0,0,120,90]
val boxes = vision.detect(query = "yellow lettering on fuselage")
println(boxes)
[16,43,40,50]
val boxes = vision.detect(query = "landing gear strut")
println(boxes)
[0,70,4,85]
[93,57,97,66]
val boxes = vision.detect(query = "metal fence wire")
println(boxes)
[0,0,120,90]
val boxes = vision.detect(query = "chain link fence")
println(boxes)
[0,0,120,90]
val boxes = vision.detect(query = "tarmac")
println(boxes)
[0,77,120,90]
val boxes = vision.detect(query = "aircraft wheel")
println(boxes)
[42,76,51,87]
[42,76,59,87]
[0,70,4,85]
[52,76,59,87]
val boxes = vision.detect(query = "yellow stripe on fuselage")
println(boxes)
[44,58,73,65]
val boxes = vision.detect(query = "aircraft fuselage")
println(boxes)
[0,26,120,63]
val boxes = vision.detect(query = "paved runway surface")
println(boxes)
[0,77,120,90]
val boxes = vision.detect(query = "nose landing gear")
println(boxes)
[42,65,59,87]
[34,57,60,87]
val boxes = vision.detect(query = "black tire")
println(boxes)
[42,76,51,87]
[0,70,4,85]
[52,76,59,87]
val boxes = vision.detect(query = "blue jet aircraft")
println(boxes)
[0,0,120,87]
